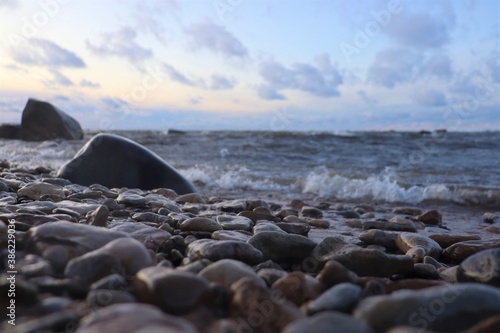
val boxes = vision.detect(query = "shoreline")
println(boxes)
[1,163,500,332]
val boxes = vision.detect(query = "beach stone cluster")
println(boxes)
[1,163,500,333]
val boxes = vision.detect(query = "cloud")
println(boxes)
[80,79,101,88]
[0,0,18,8]
[413,89,447,106]
[367,48,422,88]
[86,27,153,64]
[257,85,286,100]
[210,74,236,90]
[421,54,452,78]
[163,63,206,87]
[386,12,453,48]
[185,21,248,58]
[257,54,343,100]
[43,70,74,87]
[189,96,203,105]
[358,90,378,105]
[11,38,85,68]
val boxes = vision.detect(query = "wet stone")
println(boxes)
[253,221,286,234]
[86,205,109,227]
[180,217,222,232]
[116,192,146,206]
[109,222,172,250]
[199,258,265,289]
[415,209,442,225]
[186,238,263,264]
[17,181,66,201]
[354,283,500,333]
[211,230,251,242]
[237,210,279,223]
[429,233,481,248]
[76,303,199,333]
[272,271,322,306]
[316,260,359,288]
[395,232,442,262]
[248,231,317,264]
[392,207,422,216]
[276,222,311,236]
[216,215,253,231]
[230,277,304,333]
[133,266,212,315]
[283,311,375,333]
[301,206,323,218]
[306,282,362,315]
[458,248,500,287]
[362,220,417,232]
[359,230,399,249]
[443,238,500,261]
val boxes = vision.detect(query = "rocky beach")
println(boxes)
[1,99,500,332]
[1,159,500,333]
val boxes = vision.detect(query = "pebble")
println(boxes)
[86,205,109,226]
[359,230,399,249]
[253,221,286,233]
[428,233,481,248]
[301,206,323,218]
[86,289,137,307]
[179,217,222,232]
[305,218,330,228]
[354,283,500,333]
[237,210,280,223]
[362,220,417,232]
[395,232,442,262]
[483,212,499,224]
[276,222,311,235]
[414,209,442,225]
[316,260,359,287]
[109,222,172,249]
[17,181,66,201]
[116,192,147,206]
[272,271,322,306]
[442,238,500,261]
[213,199,247,212]
[133,266,212,315]
[186,238,263,264]
[392,207,422,216]
[326,248,414,277]
[216,215,253,231]
[176,192,205,204]
[211,230,251,242]
[283,311,375,333]
[76,303,198,333]
[458,248,500,286]
[24,221,128,272]
[306,282,362,314]
[230,277,304,333]
[248,231,317,264]
[199,258,265,288]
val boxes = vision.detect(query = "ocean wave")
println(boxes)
[180,165,286,191]
[301,166,500,208]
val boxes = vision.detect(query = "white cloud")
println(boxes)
[86,27,153,64]
[413,89,447,106]
[11,38,85,68]
[257,54,343,100]
[80,79,101,89]
[185,21,248,58]
[210,74,236,90]
[367,48,422,88]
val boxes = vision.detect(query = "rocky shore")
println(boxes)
[1,162,500,333]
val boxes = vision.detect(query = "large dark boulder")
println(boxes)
[56,133,196,194]
[0,124,21,139]
[21,98,84,141]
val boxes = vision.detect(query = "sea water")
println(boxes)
[1,130,499,207]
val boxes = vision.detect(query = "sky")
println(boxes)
[0,0,499,131]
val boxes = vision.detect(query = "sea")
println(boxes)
[1,130,499,209]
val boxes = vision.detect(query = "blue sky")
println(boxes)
[0,0,498,131]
